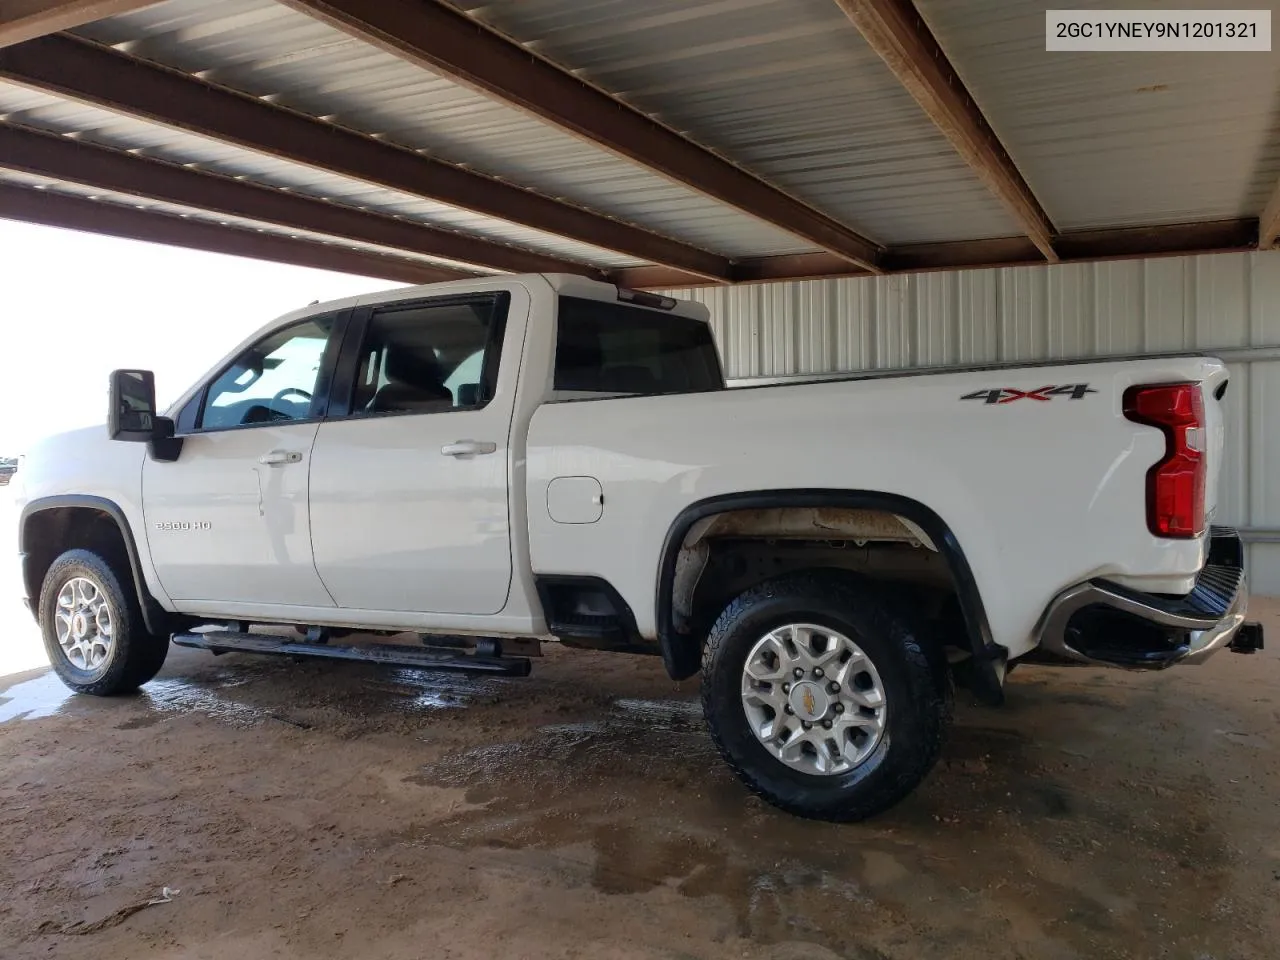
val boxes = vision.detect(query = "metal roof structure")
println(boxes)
[0,0,1276,287]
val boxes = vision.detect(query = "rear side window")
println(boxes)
[553,296,723,397]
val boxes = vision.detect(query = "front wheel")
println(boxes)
[38,549,169,696]
[701,572,951,822]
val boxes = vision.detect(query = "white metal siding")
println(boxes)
[664,251,1280,595]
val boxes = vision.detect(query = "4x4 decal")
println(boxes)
[961,384,1097,405]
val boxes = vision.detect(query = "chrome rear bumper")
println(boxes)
[1036,527,1258,669]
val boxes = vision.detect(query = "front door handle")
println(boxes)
[441,439,497,458]
[260,449,303,465]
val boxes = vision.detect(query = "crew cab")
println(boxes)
[12,273,1263,821]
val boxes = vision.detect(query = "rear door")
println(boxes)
[308,292,517,615]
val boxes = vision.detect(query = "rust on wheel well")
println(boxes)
[668,505,943,637]
[675,506,957,642]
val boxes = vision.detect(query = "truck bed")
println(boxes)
[525,354,1229,660]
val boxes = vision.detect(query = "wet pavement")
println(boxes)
[0,602,1278,960]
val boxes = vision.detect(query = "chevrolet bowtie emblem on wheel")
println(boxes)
[961,383,1097,404]
[801,687,817,716]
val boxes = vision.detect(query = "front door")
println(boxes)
[308,293,515,615]
[143,313,342,608]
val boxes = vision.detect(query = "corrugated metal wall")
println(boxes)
[664,250,1280,595]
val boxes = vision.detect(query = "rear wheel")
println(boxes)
[39,549,169,696]
[701,571,950,821]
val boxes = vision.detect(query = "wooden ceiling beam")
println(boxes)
[833,0,1059,262]
[612,219,1257,288]
[0,0,157,48]
[0,183,475,285]
[1259,178,1280,250]
[0,122,602,278]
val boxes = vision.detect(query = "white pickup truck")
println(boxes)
[12,273,1263,820]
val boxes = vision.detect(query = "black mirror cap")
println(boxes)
[108,369,159,442]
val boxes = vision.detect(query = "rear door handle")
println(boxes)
[260,449,303,465]
[441,440,497,458]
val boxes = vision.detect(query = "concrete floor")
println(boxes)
[0,591,1277,960]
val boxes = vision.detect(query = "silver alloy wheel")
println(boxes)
[54,576,115,672]
[740,623,888,776]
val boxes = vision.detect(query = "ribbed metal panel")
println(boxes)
[72,0,818,258]
[454,0,1020,244]
[915,0,1280,230]
[667,251,1280,594]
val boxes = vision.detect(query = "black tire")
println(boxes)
[38,548,169,696]
[701,571,951,822]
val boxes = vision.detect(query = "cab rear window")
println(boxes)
[552,296,723,397]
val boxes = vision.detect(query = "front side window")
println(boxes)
[349,295,507,416]
[199,316,334,430]
[553,297,723,397]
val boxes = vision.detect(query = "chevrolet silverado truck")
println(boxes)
[12,273,1264,821]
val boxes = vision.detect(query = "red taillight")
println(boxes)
[1123,383,1205,539]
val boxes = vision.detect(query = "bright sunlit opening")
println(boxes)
[0,219,404,679]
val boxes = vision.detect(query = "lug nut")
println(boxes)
[794,668,804,679]
[784,704,794,715]
[782,683,790,694]
[828,682,840,694]
[802,721,812,730]
[834,703,845,714]
[822,719,833,730]
[813,667,824,678]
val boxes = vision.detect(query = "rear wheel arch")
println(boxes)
[20,496,171,636]
[654,489,1003,703]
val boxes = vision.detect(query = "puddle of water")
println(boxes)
[372,668,511,712]
[0,669,267,726]
[611,696,703,726]
[142,678,266,726]
[410,694,714,801]
[0,671,76,722]
[0,655,517,729]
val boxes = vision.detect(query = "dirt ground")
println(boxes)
[0,600,1276,960]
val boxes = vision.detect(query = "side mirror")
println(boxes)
[108,369,160,441]
[108,369,183,461]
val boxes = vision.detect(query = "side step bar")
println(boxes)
[171,631,532,676]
